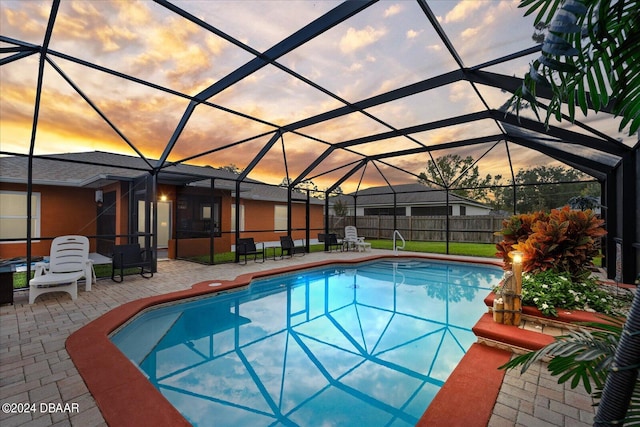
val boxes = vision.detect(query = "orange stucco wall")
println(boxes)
[1,181,325,261]
[236,198,324,243]
[0,183,98,258]
[168,199,324,258]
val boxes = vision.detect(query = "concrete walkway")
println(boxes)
[0,250,596,426]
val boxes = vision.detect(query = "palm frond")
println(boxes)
[500,323,621,393]
[509,0,640,135]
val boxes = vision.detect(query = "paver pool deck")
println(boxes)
[0,250,598,426]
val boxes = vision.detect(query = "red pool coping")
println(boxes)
[67,254,511,426]
[417,343,511,427]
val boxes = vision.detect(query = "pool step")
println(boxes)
[474,292,614,355]
[473,313,554,354]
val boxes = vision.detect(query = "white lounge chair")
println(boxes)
[344,226,371,252]
[29,235,92,304]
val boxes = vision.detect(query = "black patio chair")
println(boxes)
[318,233,342,252]
[111,243,154,282]
[279,236,305,258]
[237,238,265,264]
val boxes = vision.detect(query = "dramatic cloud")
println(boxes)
[1,0,627,193]
[2,5,47,37]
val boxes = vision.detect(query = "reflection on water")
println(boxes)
[112,259,500,426]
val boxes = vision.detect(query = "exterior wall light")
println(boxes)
[95,190,103,207]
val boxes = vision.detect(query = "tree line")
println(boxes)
[417,154,600,213]
[222,154,599,214]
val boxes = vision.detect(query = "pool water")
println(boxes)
[111,259,501,426]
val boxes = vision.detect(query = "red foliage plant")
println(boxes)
[495,206,606,280]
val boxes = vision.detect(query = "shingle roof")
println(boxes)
[0,151,323,204]
[333,183,487,207]
[0,151,241,186]
[232,184,324,205]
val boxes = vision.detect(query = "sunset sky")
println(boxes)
[0,0,633,192]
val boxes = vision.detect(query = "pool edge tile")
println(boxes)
[417,343,511,427]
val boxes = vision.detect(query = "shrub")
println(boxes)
[517,270,615,317]
[496,206,606,280]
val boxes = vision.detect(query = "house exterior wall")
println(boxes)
[460,204,492,216]
[111,181,130,245]
[234,198,324,245]
[1,181,324,261]
[0,183,97,258]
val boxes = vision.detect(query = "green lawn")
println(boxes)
[367,240,498,258]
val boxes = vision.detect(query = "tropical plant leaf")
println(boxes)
[500,321,623,396]
[513,0,640,136]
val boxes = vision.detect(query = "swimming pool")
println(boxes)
[111,258,501,426]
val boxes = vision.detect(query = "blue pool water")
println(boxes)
[111,258,501,426]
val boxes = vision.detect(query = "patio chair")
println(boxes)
[344,226,371,252]
[279,236,305,258]
[29,235,91,304]
[237,238,265,264]
[344,226,363,251]
[318,233,342,252]
[111,243,154,283]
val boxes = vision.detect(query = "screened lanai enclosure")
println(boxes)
[0,1,638,280]
[1,0,640,423]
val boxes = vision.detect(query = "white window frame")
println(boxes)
[231,204,245,232]
[0,190,41,242]
[274,205,288,232]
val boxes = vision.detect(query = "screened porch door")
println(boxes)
[137,200,171,249]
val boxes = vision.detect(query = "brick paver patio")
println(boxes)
[0,250,597,426]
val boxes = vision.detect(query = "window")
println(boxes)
[231,204,245,232]
[175,189,221,238]
[363,207,406,216]
[411,206,452,216]
[274,205,288,232]
[460,206,466,216]
[0,191,40,241]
